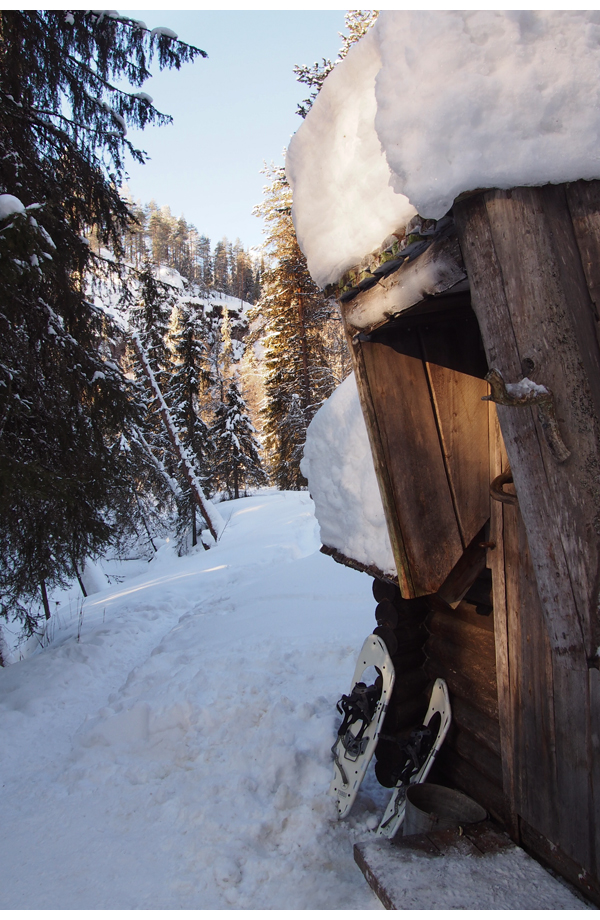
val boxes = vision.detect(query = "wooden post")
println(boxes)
[454,181,600,883]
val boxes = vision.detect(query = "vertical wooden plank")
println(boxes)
[488,403,518,839]
[455,186,598,876]
[425,362,490,547]
[349,337,415,597]
[454,190,589,663]
[511,506,561,850]
[552,663,593,870]
[565,179,600,360]
[361,339,464,595]
[590,667,600,881]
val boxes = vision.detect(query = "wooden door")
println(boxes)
[353,303,490,597]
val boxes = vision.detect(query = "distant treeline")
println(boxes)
[120,199,263,304]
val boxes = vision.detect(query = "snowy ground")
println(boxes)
[0,492,591,910]
[0,491,385,910]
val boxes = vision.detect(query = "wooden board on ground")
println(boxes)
[354,822,590,910]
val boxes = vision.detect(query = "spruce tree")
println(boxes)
[0,11,205,630]
[211,380,267,500]
[252,166,335,489]
[167,304,213,546]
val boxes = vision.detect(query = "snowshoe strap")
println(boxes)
[336,681,380,738]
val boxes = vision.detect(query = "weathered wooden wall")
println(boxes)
[455,181,600,899]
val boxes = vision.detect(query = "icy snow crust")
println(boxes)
[288,11,600,289]
[301,374,396,578]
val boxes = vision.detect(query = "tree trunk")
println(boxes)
[40,579,51,620]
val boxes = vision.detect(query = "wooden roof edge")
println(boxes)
[324,213,456,304]
[320,544,399,586]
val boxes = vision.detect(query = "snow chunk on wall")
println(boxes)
[301,373,396,578]
[286,28,416,290]
[288,11,600,288]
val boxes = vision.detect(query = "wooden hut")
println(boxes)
[318,180,600,904]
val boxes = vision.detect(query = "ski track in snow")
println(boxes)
[0,491,385,909]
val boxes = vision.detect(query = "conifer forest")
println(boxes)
[0,10,366,643]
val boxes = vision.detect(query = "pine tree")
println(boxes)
[252,166,336,489]
[211,380,267,500]
[0,11,205,630]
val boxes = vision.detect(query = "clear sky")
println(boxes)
[119,10,347,251]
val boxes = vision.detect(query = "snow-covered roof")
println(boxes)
[301,373,396,580]
[287,10,600,289]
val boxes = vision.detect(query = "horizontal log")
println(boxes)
[389,667,430,706]
[373,625,398,656]
[448,725,504,788]
[426,607,496,660]
[429,594,494,633]
[372,578,400,604]
[344,233,467,333]
[391,647,426,674]
[450,696,501,757]
[380,692,429,736]
[424,654,499,722]
[395,618,428,643]
[426,634,497,692]
[375,598,399,629]
[434,747,510,827]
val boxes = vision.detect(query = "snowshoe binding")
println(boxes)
[330,634,395,818]
[377,677,451,838]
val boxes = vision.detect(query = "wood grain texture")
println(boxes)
[425,364,490,547]
[344,234,467,333]
[455,184,600,880]
[426,606,496,660]
[454,187,597,663]
[349,339,415,596]
[362,339,463,594]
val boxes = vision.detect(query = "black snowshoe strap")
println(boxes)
[335,680,382,758]
[379,719,437,787]
[336,681,380,735]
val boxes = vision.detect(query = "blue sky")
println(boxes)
[120,11,347,251]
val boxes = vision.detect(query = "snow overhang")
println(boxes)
[287,10,600,291]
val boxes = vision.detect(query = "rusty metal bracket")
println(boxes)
[482,368,571,463]
[490,468,518,505]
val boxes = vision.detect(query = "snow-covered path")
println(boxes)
[0,492,384,909]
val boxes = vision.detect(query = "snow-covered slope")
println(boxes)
[0,492,381,910]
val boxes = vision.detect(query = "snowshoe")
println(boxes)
[376,677,451,838]
[330,634,395,818]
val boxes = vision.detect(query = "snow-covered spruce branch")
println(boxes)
[131,333,224,542]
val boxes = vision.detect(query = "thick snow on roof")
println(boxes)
[301,373,396,579]
[287,10,600,289]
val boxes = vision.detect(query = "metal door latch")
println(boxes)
[482,368,570,463]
